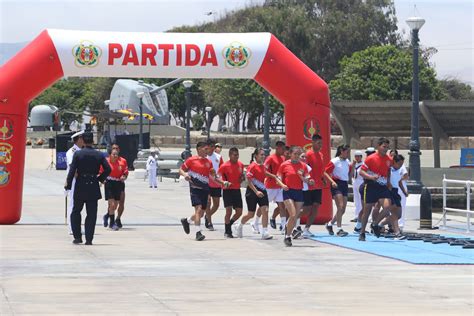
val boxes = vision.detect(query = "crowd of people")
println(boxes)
[64,131,408,247]
[179,136,409,246]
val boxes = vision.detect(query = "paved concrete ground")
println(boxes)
[1,155,473,315]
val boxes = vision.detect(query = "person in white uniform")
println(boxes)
[146,151,158,188]
[352,150,364,221]
[65,130,84,234]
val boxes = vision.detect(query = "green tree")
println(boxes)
[329,45,444,100]
[439,78,474,100]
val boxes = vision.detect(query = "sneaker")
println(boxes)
[297,226,303,233]
[224,233,234,239]
[325,223,334,236]
[302,230,314,238]
[111,224,119,231]
[103,214,109,227]
[261,232,273,240]
[72,238,83,244]
[359,232,366,241]
[394,234,407,240]
[251,223,260,234]
[270,219,277,229]
[204,216,210,229]
[292,229,302,239]
[235,225,243,238]
[195,231,205,241]
[371,224,381,238]
[115,218,122,229]
[336,229,348,237]
[84,241,93,245]
[207,223,215,231]
[284,237,292,247]
[354,227,361,234]
[180,218,190,234]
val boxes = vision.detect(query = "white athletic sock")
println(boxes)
[195,223,201,233]
[254,216,260,226]
[187,217,193,224]
[238,222,243,228]
[296,218,301,227]
[262,227,268,234]
[281,217,287,228]
[327,222,333,226]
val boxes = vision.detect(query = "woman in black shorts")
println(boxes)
[234,148,273,240]
[103,149,127,230]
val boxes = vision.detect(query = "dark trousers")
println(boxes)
[71,199,98,242]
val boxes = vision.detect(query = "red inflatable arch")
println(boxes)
[0,29,331,224]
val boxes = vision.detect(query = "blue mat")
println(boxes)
[309,233,474,265]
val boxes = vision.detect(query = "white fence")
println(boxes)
[442,175,473,233]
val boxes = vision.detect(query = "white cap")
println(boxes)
[354,150,363,156]
[71,130,84,140]
[365,147,375,153]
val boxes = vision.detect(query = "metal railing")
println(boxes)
[442,175,473,232]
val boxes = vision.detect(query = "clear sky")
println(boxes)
[1,0,472,85]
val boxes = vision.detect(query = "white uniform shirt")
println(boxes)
[302,164,312,191]
[399,164,408,190]
[207,152,222,171]
[353,161,364,185]
[66,144,81,174]
[327,157,351,181]
[390,166,405,189]
[147,156,157,170]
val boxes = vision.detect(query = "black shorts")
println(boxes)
[190,187,209,208]
[209,187,222,198]
[245,187,269,212]
[303,189,323,206]
[105,180,125,201]
[359,181,392,204]
[283,189,304,202]
[331,180,349,197]
[223,189,243,209]
[390,188,402,207]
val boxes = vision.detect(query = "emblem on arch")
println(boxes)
[72,41,102,67]
[303,117,321,141]
[222,42,251,69]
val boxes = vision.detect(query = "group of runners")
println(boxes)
[179,136,409,246]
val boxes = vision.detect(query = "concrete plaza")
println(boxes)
[0,150,473,315]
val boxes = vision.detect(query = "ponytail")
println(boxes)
[251,147,264,164]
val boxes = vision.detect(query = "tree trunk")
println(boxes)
[233,109,240,132]
[218,114,226,131]
[242,112,247,131]
[247,112,257,132]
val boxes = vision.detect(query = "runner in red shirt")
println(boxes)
[102,148,128,231]
[218,147,245,238]
[260,141,287,234]
[300,134,326,238]
[358,137,393,241]
[180,142,228,241]
[277,146,314,247]
[234,148,273,240]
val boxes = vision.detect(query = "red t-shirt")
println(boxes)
[277,160,309,190]
[181,156,213,190]
[246,162,266,191]
[102,156,128,180]
[218,160,244,190]
[361,153,393,185]
[264,154,284,189]
[305,150,324,189]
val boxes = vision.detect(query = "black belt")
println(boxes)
[79,174,96,178]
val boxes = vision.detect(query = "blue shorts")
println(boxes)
[359,181,392,204]
[190,187,209,208]
[330,180,348,197]
[390,188,402,207]
[283,189,304,202]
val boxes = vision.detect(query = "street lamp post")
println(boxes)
[406,16,425,194]
[205,106,212,141]
[136,91,145,151]
[262,91,270,157]
[182,80,193,159]
[104,99,111,151]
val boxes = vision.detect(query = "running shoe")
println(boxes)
[251,222,260,234]
[296,226,303,233]
[207,223,215,231]
[111,224,119,231]
[371,224,381,238]
[195,231,205,241]
[224,232,234,238]
[180,218,190,234]
[103,214,109,227]
[353,227,361,234]
[235,224,243,238]
[292,229,302,239]
[261,232,273,240]
[284,237,292,247]
[115,218,122,229]
[204,216,210,229]
[302,230,315,238]
[270,219,277,229]
[394,234,407,240]
[336,229,348,237]
[359,232,366,241]
[325,223,334,236]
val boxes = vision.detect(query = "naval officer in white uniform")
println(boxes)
[65,131,84,234]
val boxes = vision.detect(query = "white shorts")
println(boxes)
[266,188,283,203]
